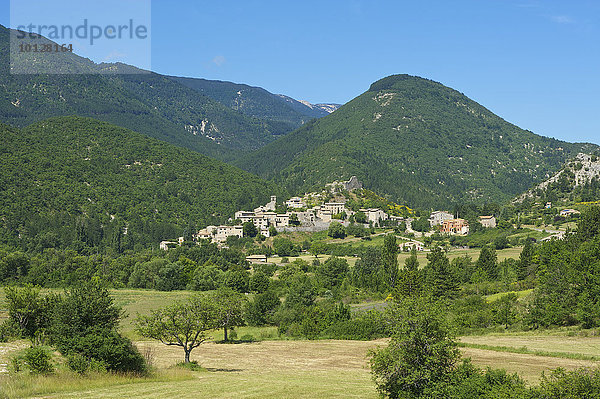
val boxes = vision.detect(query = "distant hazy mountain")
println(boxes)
[311,103,342,114]
[0,116,280,251]
[236,74,598,208]
[170,76,339,131]
[274,94,340,117]
[0,25,301,158]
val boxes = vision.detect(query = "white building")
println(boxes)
[479,216,497,228]
[399,241,424,252]
[194,226,217,241]
[286,197,306,209]
[159,236,184,250]
[234,211,255,223]
[560,209,581,217]
[428,211,454,227]
[214,225,243,243]
[360,208,389,224]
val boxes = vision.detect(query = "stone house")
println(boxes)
[479,216,497,228]
[322,202,347,216]
[286,197,306,209]
[215,225,243,242]
[360,208,389,224]
[428,211,454,227]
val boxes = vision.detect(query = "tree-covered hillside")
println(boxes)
[0,25,289,159]
[236,74,598,208]
[0,117,280,253]
[515,152,600,206]
[170,76,330,130]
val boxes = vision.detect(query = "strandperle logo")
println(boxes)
[15,19,149,45]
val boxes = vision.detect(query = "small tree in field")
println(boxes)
[135,295,217,363]
[210,288,246,341]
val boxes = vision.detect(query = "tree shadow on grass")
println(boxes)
[205,367,244,372]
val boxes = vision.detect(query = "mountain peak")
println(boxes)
[368,74,440,92]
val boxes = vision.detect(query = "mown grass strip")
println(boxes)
[457,342,600,361]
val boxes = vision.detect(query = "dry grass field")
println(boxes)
[460,334,600,358]
[2,328,600,398]
[2,336,599,397]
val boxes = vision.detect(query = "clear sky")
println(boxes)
[1,0,599,144]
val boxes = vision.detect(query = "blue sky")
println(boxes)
[2,0,599,144]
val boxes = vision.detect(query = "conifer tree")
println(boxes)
[518,239,534,280]
[382,234,399,289]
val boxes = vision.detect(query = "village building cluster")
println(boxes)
[427,211,498,235]
[160,177,511,250]
[160,177,405,248]
[187,194,397,245]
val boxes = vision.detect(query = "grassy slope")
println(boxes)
[3,286,600,397]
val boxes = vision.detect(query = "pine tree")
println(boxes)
[394,248,422,298]
[476,246,498,280]
[518,239,534,280]
[382,234,399,289]
[424,247,459,298]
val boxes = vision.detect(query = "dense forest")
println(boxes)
[0,25,295,160]
[236,74,598,208]
[0,116,280,253]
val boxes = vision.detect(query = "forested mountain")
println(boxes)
[236,74,598,208]
[0,116,280,253]
[170,76,334,131]
[515,152,600,205]
[0,25,295,158]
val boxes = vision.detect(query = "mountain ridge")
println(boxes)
[235,74,598,208]
[0,24,328,159]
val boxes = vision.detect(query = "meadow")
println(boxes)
[1,285,600,397]
[2,333,600,397]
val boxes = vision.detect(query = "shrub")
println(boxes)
[65,329,146,373]
[22,346,54,374]
[240,334,256,342]
[532,368,600,398]
[67,352,90,374]
[175,360,204,371]
[0,319,21,342]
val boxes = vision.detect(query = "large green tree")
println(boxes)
[136,294,218,363]
[370,297,460,398]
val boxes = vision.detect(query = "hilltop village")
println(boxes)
[160,177,501,250]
